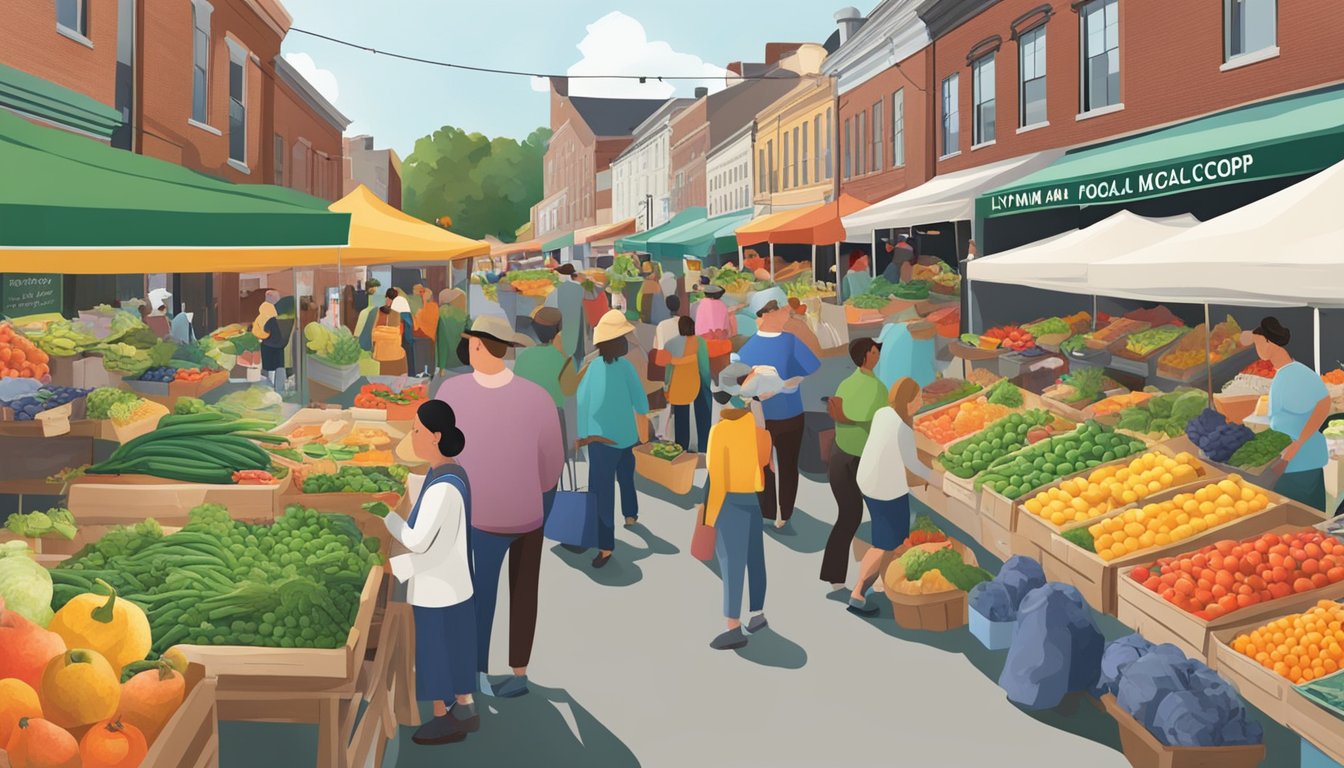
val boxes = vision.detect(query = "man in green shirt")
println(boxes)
[821,338,886,590]
[514,307,578,463]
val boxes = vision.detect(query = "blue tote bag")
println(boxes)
[543,456,598,549]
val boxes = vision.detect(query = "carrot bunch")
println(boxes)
[173,368,216,383]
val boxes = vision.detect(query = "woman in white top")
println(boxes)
[848,376,934,615]
[368,399,480,746]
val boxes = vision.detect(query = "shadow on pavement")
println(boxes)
[734,626,808,670]
[392,683,641,768]
[764,508,829,554]
[633,475,702,510]
[545,522,679,588]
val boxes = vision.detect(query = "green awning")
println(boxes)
[977,85,1344,219]
[0,108,349,250]
[647,210,754,261]
[0,62,124,140]
[542,231,574,252]
[614,207,707,252]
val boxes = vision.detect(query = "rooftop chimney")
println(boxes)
[694,87,708,98]
[834,7,864,45]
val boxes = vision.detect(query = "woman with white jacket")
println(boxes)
[847,376,934,616]
[365,399,480,745]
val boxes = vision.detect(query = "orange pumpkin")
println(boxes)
[80,719,148,768]
[5,717,81,768]
[118,659,186,745]
[0,597,67,690]
[0,678,43,746]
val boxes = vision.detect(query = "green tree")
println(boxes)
[401,126,550,241]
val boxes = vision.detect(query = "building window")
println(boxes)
[825,108,833,179]
[226,41,247,166]
[273,134,284,186]
[767,140,775,193]
[1019,25,1047,127]
[856,112,866,175]
[759,148,767,192]
[1080,0,1120,112]
[941,73,959,156]
[190,1,212,124]
[782,131,790,189]
[843,118,851,179]
[792,126,800,187]
[801,121,810,186]
[57,0,86,36]
[972,55,996,145]
[892,89,905,167]
[872,100,883,171]
[813,115,822,181]
[1225,0,1276,60]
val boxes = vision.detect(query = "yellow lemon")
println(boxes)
[1155,532,1172,546]
[1189,516,1208,533]
[1173,524,1193,540]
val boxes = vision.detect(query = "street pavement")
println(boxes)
[220,462,1146,768]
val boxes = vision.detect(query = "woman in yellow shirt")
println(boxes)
[704,370,773,651]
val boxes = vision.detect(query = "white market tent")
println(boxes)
[842,150,1064,242]
[968,211,1199,293]
[1087,159,1344,308]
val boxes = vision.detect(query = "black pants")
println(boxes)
[758,414,805,522]
[672,386,712,453]
[821,449,863,585]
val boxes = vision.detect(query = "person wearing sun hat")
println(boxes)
[576,309,650,568]
[735,286,820,529]
[1243,317,1331,510]
[434,315,562,700]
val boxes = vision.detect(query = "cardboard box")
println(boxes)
[68,475,285,524]
[1100,693,1265,768]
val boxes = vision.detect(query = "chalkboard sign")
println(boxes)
[2,274,63,317]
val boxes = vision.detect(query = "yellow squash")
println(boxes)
[48,579,151,676]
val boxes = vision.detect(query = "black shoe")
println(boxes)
[592,552,612,569]
[411,705,480,745]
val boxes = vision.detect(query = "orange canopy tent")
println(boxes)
[763,194,869,245]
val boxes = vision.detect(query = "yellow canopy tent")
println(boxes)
[329,185,489,266]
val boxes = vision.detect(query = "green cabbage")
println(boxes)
[0,541,54,626]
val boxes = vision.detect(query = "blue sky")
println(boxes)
[278,0,842,156]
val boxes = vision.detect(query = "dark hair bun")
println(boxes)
[416,400,466,458]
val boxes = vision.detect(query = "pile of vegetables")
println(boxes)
[31,319,102,358]
[1226,429,1291,469]
[1091,391,1153,416]
[647,441,685,461]
[84,388,140,420]
[85,412,281,484]
[2,386,90,420]
[173,396,220,417]
[1185,407,1254,462]
[215,385,283,423]
[916,397,1015,445]
[1023,317,1071,338]
[985,378,1023,408]
[107,397,169,428]
[353,382,428,411]
[845,277,930,308]
[1060,335,1090,355]
[1114,389,1208,437]
[1160,317,1242,369]
[52,504,382,652]
[303,322,362,366]
[5,508,77,541]
[1045,367,1109,405]
[99,341,154,377]
[137,366,177,383]
[976,421,1147,499]
[939,409,1055,479]
[1241,359,1277,379]
[1123,326,1189,357]
[918,378,981,412]
[0,540,54,625]
[301,465,407,495]
[982,325,1035,352]
[891,544,992,593]
[904,515,948,547]
[606,254,642,291]
[1090,317,1151,346]
[503,269,560,298]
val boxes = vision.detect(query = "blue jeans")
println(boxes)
[470,526,543,672]
[672,386,712,453]
[714,492,767,620]
[588,442,637,551]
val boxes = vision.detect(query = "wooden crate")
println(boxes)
[1208,613,1307,726]
[942,471,980,509]
[143,664,220,768]
[1100,693,1266,768]
[67,474,286,524]
[979,513,1014,563]
[1050,481,1313,617]
[1287,685,1344,767]
[633,444,698,496]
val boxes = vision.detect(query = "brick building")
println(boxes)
[533,78,665,244]
[919,0,1344,177]
[668,97,710,215]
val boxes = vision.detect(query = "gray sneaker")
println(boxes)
[492,674,529,698]
[710,628,748,650]
[411,703,480,745]
[744,614,769,634]
[847,596,879,617]
[477,672,494,697]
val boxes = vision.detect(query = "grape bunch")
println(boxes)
[4,386,92,420]
[138,366,178,383]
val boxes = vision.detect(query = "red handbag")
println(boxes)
[691,504,716,561]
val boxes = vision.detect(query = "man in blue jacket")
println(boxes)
[736,287,820,529]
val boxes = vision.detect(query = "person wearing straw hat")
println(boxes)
[435,316,564,699]
[576,309,650,568]
[736,286,820,530]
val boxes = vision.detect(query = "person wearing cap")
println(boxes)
[514,308,578,475]
[435,316,563,699]
[554,263,585,365]
[694,284,735,339]
[1245,318,1331,510]
[703,366,775,651]
[843,251,872,302]
[822,338,889,590]
[880,235,917,284]
[847,376,933,616]
[576,310,650,568]
[736,286,821,529]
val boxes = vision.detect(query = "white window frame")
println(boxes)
[1079,0,1121,115]
[1018,25,1048,130]
[940,73,960,159]
[801,120,810,186]
[1223,0,1278,67]
[273,133,285,186]
[225,37,249,172]
[872,99,883,171]
[892,89,905,168]
[189,0,214,127]
[971,54,996,148]
[56,0,91,46]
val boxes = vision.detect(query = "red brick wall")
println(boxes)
[670,100,709,213]
[138,0,279,181]
[932,0,1344,175]
[839,47,936,203]
[538,87,600,235]
[0,0,118,112]
[273,78,343,200]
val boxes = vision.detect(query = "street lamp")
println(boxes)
[636,194,655,230]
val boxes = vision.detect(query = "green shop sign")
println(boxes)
[2,273,63,317]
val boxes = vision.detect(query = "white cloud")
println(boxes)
[531,12,727,99]
[283,52,340,104]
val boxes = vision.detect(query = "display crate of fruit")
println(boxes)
[1086,317,1152,351]
[281,464,407,523]
[633,441,698,495]
[1013,444,1208,564]
[936,407,1070,509]
[1099,693,1266,768]
[1046,476,1312,617]
[141,663,220,768]
[1116,524,1343,661]
[1108,326,1192,379]
[168,368,229,401]
[1208,598,1344,728]
[352,382,428,422]
[914,390,1025,457]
